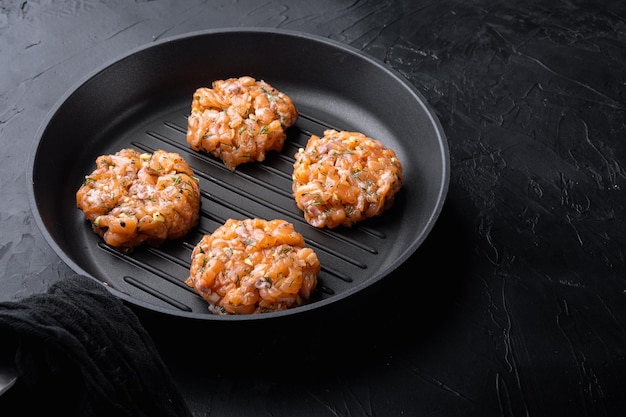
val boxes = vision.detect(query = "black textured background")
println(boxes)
[1,1,625,416]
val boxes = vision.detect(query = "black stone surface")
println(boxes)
[1,1,625,415]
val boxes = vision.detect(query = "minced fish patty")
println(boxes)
[292,129,403,228]
[185,218,320,315]
[76,148,201,251]
[186,76,298,171]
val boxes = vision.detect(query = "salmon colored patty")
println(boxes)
[186,76,298,171]
[292,129,403,228]
[185,218,320,315]
[76,148,201,251]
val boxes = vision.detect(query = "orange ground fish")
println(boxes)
[185,218,320,314]
[292,129,403,228]
[186,76,298,171]
[76,148,201,251]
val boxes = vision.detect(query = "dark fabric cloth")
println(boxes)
[0,274,191,417]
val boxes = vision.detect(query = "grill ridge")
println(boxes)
[94,109,397,313]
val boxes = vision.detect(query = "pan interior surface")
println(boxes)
[29,28,449,321]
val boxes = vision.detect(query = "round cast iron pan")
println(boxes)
[29,28,450,322]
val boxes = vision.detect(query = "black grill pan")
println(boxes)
[29,28,450,321]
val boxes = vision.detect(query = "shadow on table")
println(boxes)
[136,200,471,381]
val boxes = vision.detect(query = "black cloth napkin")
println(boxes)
[0,274,192,417]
